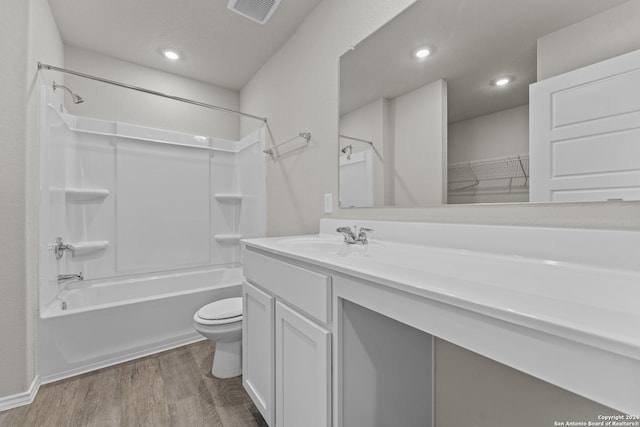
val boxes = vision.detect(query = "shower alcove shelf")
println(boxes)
[214,193,243,202]
[214,234,243,245]
[214,193,243,245]
[65,188,110,202]
[68,241,109,257]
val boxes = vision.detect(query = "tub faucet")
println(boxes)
[336,226,373,245]
[53,237,75,259]
[58,272,83,283]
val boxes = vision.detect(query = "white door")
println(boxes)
[275,301,331,427]
[530,48,640,202]
[242,282,275,426]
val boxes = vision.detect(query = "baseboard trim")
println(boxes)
[40,334,205,385]
[0,375,41,412]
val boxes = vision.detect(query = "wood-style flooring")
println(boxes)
[0,341,268,427]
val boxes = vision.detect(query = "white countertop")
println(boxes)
[243,222,640,363]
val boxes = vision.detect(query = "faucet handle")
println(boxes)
[336,226,357,243]
[358,227,373,235]
[54,237,73,259]
[356,227,373,244]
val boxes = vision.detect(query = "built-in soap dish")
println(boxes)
[65,188,110,202]
[214,234,242,245]
[70,241,109,257]
[214,193,242,203]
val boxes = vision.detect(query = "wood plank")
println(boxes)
[0,342,266,427]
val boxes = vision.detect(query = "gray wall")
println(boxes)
[64,47,241,140]
[0,0,30,399]
[391,80,447,206]
[0,0,64,400]
[538,0,640,80]
[435,339,616,426]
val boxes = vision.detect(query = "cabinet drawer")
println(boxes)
[244,248,331,324]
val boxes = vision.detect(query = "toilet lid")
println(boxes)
[197,297,243,321]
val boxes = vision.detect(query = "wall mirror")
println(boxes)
[338,0,635,208]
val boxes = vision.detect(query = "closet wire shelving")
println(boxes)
[448,154,529,194]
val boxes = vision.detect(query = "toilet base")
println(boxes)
[212,340,242,379]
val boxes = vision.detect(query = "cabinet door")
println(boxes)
[243,282,275,426]
[275,301,331,427]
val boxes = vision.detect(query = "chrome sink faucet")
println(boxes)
[336,226,373,245]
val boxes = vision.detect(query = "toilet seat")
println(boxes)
[194,297,243,325]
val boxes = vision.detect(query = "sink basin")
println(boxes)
[276,235,382,256]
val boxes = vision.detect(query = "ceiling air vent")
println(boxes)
[227,0,282,24]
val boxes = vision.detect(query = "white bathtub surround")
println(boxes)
[37,86,266,382]
[242,218,640,423]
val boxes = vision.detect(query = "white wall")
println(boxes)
[391,80,447,206]
[64,46,241,140]
[0,0,64,401]
[538,0,640,80]
[449,104,529,164]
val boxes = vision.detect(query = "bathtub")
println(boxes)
[38,267,242,383]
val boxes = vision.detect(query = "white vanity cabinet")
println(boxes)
[242,281,275,424]
[243,219,640,421]
[242,247,332,427]
[274,301,331,427]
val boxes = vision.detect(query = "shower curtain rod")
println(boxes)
[37,62,267,123]
[339,134,373,145]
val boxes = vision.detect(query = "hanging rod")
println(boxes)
[37,62,267,122]
[339,134,373,146]
[263,132,311,158]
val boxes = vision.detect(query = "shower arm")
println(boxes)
[38,62,267,122]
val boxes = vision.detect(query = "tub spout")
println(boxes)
[58,272,83,283]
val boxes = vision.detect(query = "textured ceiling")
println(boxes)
[340,0,631,123]
[47,0,323,90]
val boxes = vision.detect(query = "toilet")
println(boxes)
[193,297,243,379]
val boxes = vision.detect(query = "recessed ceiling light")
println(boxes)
[414,47,432,59]
[491,76,514,87]
[161,49,181,61]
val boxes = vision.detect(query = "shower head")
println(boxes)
[341,144,353,160]
[53,81,84,104]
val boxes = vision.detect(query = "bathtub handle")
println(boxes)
[53,237,75,259]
